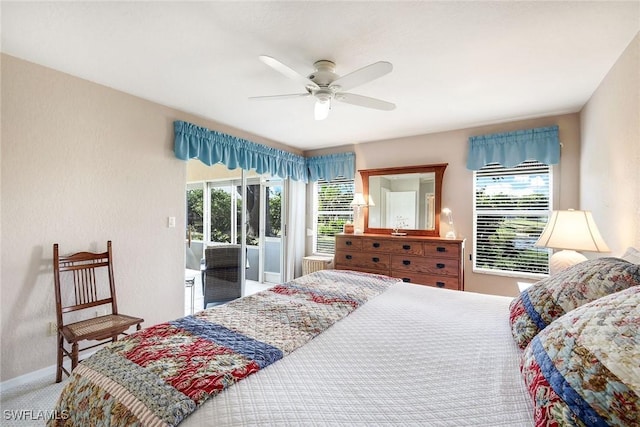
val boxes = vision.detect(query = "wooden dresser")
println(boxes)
[334,233,465,291]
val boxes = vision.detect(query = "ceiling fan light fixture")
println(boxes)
[314,97,330,121]
[252,56,394,120]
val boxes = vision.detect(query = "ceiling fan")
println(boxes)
[250,55,395,120]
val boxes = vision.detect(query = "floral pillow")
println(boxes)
[509,257,640,349]
[622,246,640,264]
[520,286,640,426]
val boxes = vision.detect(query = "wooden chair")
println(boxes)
[53,241,143,383]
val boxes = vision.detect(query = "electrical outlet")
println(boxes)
[48,322,57,336]
[95,309,107,318]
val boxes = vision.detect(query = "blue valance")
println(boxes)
[306,152,355,182]
[466,125,560,170]
[174,121,308,182]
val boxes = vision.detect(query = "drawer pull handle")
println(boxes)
[373,242,380,248]
[436,247,446,252]
[436,263,445,269]
[372,257,380,263]
[345,255,352,260]
[402,260,411,265]
[436,281,445,288]
[346,241,352,246]
[402,244,411,250]
[402,278,411,283]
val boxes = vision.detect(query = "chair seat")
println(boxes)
[62,314,143,343]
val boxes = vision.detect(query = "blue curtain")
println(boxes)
[174,121,308,182]
[466,125,560,170]
[174,121,355,182]
[306,152,355,182]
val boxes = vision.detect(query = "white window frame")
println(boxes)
[472,161,553,279]
[312,177,355,255]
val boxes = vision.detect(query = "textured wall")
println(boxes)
[580,33,640,253]
[0,54,293,381]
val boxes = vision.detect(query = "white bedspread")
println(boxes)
[184,281,534,426]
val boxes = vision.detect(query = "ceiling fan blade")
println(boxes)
[330,61,392,92]
[259,55,319,90]
[249,93,311,101]
[314,99,330,121]
[336,93,396,111]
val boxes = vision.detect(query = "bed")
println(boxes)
[50,260,640,426]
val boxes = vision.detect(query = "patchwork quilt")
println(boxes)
[49,270,399,427]
[521,286,640,426]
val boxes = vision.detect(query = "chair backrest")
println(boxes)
[204,244,241,270]
[53,241,119,327]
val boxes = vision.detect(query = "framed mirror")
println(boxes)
[361,163,447,236]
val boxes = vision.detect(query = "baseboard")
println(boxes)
[1,349,98,393]
[0,363,56,392]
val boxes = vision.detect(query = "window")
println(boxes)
[314,177,354,254]
[186,183,204,241]
[473,161,552,278]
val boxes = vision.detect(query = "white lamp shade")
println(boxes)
[535,210,609,252]
[441,208,456,239]
[351,193,366,206]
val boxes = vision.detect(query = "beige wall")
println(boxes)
[306,114,581,297]
[0,54,297,382]
[580,32,640,252]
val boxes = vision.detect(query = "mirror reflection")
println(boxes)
[361,164,447,237]
[368,172,436,230]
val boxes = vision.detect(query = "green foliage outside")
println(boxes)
[211,188,232,243]
[316,180,353,254]
[186,188,204,241]
[186,186,282,246]
[475,189,549,274]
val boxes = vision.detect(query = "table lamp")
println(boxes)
[442,208,456,239]
[351,193,367,234]
[534,209,609,275]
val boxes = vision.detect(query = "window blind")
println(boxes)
[473,161,551,277]
[314,177,354,254]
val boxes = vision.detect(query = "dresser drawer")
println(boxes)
[334,233,465,291]
[423,242,460,258]
[392,272,460,290]
[335,251,391,271]
[391,255,459,276]
[335,235,363,250]
[386,240,424,255]
[360,238,425,255]
[361,237,394,252]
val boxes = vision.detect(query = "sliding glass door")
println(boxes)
[261,178,284,284]
[186,168,286,312]
[243,176,285,285]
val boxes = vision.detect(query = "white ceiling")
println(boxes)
[2,1,639,151]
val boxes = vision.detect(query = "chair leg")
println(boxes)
[56,333,63,383]
[71,342,79,372]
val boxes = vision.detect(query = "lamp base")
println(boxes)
[549,250,587,275]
